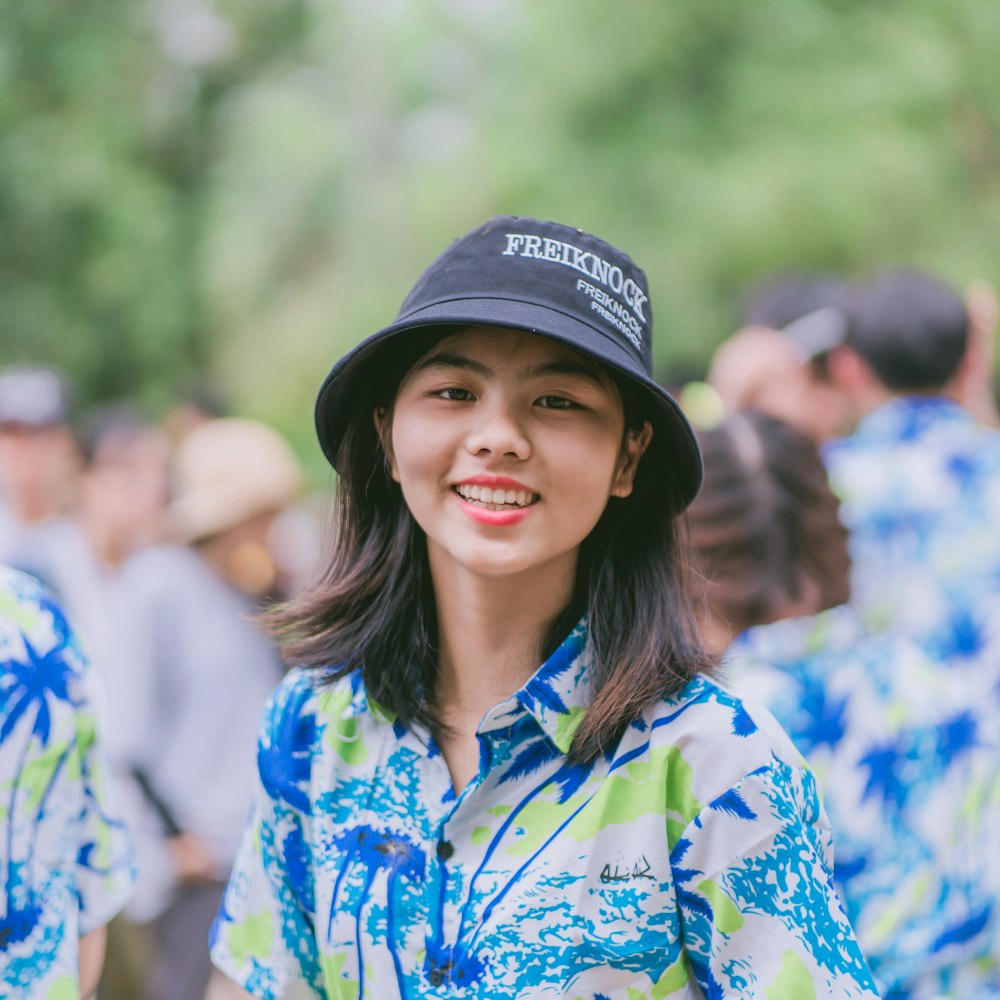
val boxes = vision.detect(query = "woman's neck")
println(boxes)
[431,556,576,730]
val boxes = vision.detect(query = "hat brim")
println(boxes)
[315,298,703,510]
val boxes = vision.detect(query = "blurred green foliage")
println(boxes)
[2,0,999,464]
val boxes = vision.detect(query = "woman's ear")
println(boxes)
[373,407,399,482]
[611,421,653,498]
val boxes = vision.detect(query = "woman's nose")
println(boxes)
[464,402,531,459]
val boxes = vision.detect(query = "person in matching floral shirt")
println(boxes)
[688,410,1000,999]
[823,269,1000,711]
[0,567,134,998]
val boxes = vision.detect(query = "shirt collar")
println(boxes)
[510,616,592,754]
[353,617,593,757]
[450,616,590,754]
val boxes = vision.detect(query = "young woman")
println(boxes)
[209,216,878,998]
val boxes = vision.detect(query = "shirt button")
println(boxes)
[436,840,455,861]
[428,967,446,987]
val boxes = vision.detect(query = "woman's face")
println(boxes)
[380,327,651,586]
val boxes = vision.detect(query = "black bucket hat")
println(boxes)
[315,215,702,510]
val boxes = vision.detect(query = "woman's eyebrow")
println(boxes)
[525,360,607,385]
[413,353,493,377]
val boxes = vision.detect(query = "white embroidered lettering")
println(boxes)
[542,238,563,262]
[591,301,643,350]
[504,233,648,346]
[520,235,543,258]
[623,279,648,322]
[502,234,526,256]
[590,256,609,286]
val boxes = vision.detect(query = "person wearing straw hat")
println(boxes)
[209,216,878,998]
[111,417,303,1000]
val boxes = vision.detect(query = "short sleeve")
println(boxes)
[73,663,137,934]
[211,671,326,1000]
[672,758,880,998]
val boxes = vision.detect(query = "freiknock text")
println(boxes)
[502,232,647,351]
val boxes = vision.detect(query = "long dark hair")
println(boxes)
[268,329,714,763]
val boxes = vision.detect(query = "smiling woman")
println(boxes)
[207,216,881,999]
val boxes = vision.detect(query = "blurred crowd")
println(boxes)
[686,267,1000,999]
[3,263,1000,999]
[0,373,319,1000]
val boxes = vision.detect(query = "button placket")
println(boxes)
[427,725,513,990]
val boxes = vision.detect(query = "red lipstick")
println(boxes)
[451,475,539,526]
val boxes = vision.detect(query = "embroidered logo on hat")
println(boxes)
[499,232,649,351]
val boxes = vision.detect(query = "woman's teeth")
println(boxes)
[454,484,538,508]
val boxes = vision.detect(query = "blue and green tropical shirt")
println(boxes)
[825,395,1000,707]
[728,604,1000,999]
[0,566,134,998]
[211,620,878,999]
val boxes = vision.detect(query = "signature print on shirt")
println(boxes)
[599,855,656,885]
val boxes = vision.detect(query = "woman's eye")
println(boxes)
[437,387,475,401]
[537,395,577,410]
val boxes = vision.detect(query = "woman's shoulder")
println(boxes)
[256,666,372,814]
[264,665,354,723]
[659,672,801,742]
[259,665,380,756]
[647,673,810,793]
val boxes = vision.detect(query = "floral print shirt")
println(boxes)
[824,395,1000,706]
[211,621,878,999]
[0,567,134,998]
[728,605,1000,999]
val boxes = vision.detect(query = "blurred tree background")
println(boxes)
[2,0,999,463]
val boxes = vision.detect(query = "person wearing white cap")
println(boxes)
[0,364,79,568]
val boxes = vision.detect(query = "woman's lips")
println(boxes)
[452,486,537,525]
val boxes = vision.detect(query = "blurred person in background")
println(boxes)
[706,271,853,443]
[12,405,172,687]
[0,566,135,998]
[108,417,302,1000]
[823,269,1000,696]
[3,403,172,1000]
[686,410,1000,998]
[707,269,1000,446]
[0,364,80,564]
